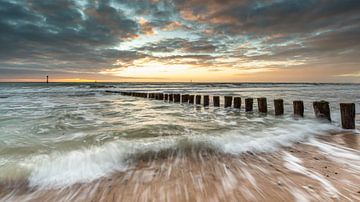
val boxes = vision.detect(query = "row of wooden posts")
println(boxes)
[110,91,356,130]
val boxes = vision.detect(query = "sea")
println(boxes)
[0,82,359,189]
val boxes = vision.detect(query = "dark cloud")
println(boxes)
[0,0,140,74]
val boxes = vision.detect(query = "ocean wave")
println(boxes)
[7,120,339,188]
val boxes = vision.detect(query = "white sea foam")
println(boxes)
[13,119,338,188]
[207,120,338,154]
[283,152,338,198]
[307,139,360,171]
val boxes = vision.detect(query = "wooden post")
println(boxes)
[159,93,164,100]
[313,101,331,121]
[245,98,253,112]
[213,96,220,107]
[274,99,284,116]
[234,97,241,109]
[257,97,267,113]
[174,94,181,103]
[169,94,174,102]
[203,95,209,107]
[164,94,168,101]
[182,94,189,103]
[293,100,304,117]
[189,95,195,104]
[224,96,232,108]
[196,95,201,105]
[340,103,355,129]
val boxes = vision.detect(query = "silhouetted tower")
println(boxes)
[46,75,49,83]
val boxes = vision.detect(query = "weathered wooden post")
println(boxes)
[196,95,201,105]
[159,93,164,100]
[169,94,174,102]
[274,99,284,116]
[313,101,331,121]
[340,103,355,129]
[203,95,209,107]
[234,97,241,109]
[182,94,189,103]
[189,95,195,104]
[245,98,253,112]
[293,100,304,117]
[164,94,168,101]
[174,94,181,103]
[257,97,267,113]
[224,96,233,108]
[213,96,220,107]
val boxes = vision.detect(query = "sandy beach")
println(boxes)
[1,132,359,202]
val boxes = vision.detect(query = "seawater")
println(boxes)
[0,83,359,188]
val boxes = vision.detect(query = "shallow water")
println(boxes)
[0,82,359,188]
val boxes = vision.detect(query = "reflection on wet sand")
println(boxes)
[1,134,359,202]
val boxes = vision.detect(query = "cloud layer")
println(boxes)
[0,0,359,82]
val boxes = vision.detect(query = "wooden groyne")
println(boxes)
[105,91,357,129]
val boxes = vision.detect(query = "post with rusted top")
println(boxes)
[188,95,195,104]
[224,96,232,108]
[234,97,241,109]
[340,103,355,129]
[274,99,284,116]
[195,95,201,105]
[245,98,253,112]
[293,100,304,117]
[174,94,181,103]
[203,95,209,107]
[182,94,189,103]
[313,101,331,121]
[213,96,220,107]
[257,97,267,113]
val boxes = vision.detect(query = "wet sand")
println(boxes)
[1,133,359,202]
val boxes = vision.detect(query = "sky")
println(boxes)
[0,0,359,83]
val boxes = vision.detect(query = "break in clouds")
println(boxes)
[0,0,360,81]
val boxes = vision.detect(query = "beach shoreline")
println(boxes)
[1,132,359,202]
